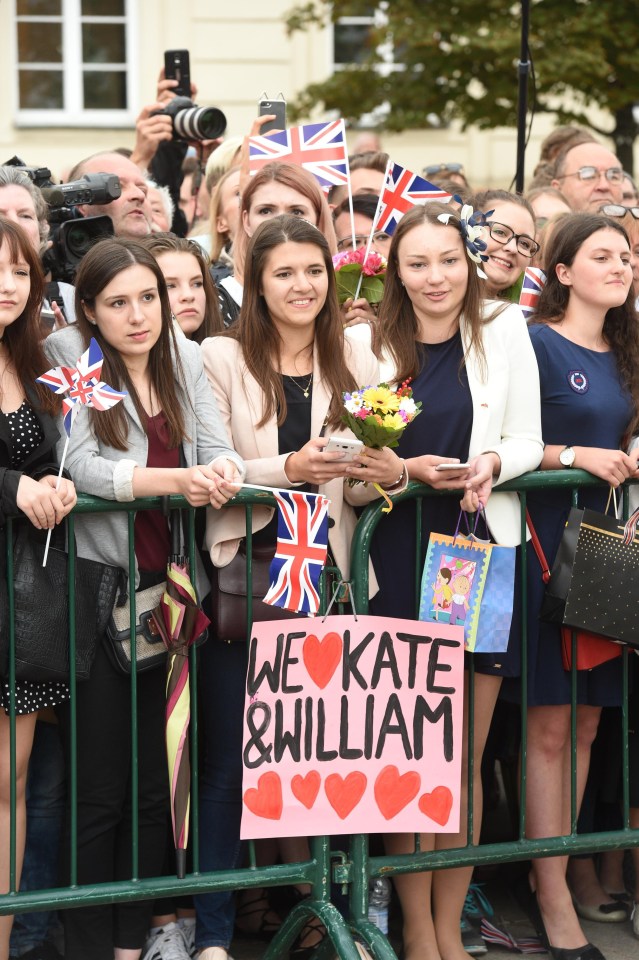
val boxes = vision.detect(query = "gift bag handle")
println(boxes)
[526,509,551,584]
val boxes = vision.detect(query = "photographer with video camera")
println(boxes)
[66,151,152,241]
[130,65,226,238]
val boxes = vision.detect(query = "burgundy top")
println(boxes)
[134,411,180,572]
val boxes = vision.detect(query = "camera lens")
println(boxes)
[65,223,95,259]
[172,106,226,141]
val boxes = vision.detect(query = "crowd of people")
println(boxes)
[0,67,638,960]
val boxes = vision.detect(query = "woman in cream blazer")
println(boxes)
[353,202,543,960]
[195,214,405,960]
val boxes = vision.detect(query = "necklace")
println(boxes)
[284,372,313,399]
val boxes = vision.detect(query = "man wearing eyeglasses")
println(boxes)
[551,140,624,211]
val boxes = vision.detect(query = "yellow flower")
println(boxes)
[382,413,406,430]
[362,386,400,414]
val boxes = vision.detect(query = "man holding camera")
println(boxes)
[68,152,153,239]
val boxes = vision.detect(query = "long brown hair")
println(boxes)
[228,214,356,428]
[139,233,224,342]
[233,162,337,282]
[532,212,639,430]
[0,216,58,415]
[73,237,187,450]
[375,202,488,384]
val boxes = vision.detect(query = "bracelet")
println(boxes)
[382,460,406,491]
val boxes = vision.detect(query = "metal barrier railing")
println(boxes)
[0,475,637,960]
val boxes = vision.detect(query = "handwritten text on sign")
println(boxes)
[240,615,464,838]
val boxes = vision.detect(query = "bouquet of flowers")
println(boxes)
[341,380,422,511]
[332,248,386,305]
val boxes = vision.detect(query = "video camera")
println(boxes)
[152,97,227,142]
[4,157,120,283]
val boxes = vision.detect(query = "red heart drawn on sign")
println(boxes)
[243,772,283,820]
[291,771,321,809]
[374,765,421,820]
[325,772,367,819]
[303,632,343,689]
[418,786,453,826]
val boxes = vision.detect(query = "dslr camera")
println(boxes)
[152,97,227,142]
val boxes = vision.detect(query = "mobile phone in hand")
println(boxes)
[164,49,191,98]
[258,93,286,134]
[435,462,471,471]
[325,437,364,462]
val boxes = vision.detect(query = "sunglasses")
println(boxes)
[600,204,639,219]
[422,162,465,177]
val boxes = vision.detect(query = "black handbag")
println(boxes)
[0,522,119,683]
[540,505,639,649]
[105,510,208,673]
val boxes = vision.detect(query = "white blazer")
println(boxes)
[347,301,544,546]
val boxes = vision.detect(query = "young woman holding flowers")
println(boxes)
[197,214,404,960]
[357,201,543,960]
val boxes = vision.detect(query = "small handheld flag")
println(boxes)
[518,267,547,319]
[262,490,330,615]
[376,162,452,236]
[249,119,348,191]
[37,337,127,564]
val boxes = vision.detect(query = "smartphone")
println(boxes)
[435,462,471,471]
[258,93,286,134]
[48,294,67,324]
[325,436,364,462]
[40,306,55,330]
[164,49,191,98]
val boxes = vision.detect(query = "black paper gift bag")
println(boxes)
[540,506,639,649]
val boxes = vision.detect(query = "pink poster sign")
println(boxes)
[240,614,465,839]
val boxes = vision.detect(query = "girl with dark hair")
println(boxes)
[355,202,543,960]
[197,214,402,960]
[0,217,76,959]
[141,233,224,342]
[44,237,244,960]
[216,162,337,326]
[502,213,639,960]
[472,189,539,301]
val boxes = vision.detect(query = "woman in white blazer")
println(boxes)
[197,214,404,960]
[354,202,543,960]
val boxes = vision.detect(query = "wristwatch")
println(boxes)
[559,445,576,468]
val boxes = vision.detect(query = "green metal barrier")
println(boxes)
[0,476,637,960]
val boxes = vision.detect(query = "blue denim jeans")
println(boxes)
[194,640,247,951]
[10,719,65,957]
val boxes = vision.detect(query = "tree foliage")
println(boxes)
[285,0,639,171]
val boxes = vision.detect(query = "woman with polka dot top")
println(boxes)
[0,217,76,959]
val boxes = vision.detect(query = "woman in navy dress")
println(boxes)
[351,202,543,960]
[509,212,639,960]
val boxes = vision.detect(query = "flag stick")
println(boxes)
[352,157,392,302]
[341,120,357,250]
[42,434,69,567]
[235,482,330,502]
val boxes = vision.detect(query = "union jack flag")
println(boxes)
[38,337,127,436]
[249,119,348,191]
[376,162,452,236]
[262,490,330,615]
[518,267,547,319]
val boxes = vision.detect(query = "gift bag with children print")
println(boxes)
[419,512,515,653]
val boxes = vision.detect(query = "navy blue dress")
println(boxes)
[503,323,633,707]
[369,334,478,611]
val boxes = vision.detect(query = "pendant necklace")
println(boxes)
[285,372,313,399]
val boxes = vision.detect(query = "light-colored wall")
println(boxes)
[0,0,628,189]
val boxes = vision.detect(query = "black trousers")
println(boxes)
[57,641,170,959]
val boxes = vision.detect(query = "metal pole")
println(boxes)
[515,0,531,193]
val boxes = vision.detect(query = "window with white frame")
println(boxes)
[332,4,398,74]
[15,0,136,127]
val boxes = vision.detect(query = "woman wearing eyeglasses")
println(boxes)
[599,205,639,307]
[472,190,539,301]
[333,194,391,329]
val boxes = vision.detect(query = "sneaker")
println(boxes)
[632,902,639,940]
[464,882,495,921]
[460,914,488,956]
[142,924,191,960]
[178,921,196,958]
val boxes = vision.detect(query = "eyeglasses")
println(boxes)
[422,162,465,177]
[487,222,540,258]
[599,203,639,219]
[336,231,391,251]
[557,166,623,184]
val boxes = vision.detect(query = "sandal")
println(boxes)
[289,914,326,960]
[234,891,282,941]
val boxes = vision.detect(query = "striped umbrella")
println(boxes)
[153,541,209,879]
